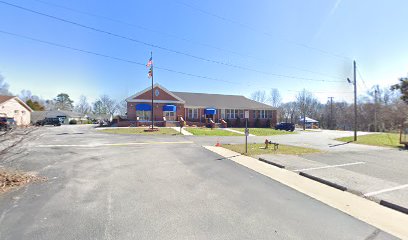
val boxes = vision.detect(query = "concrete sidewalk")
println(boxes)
[171,126,193,135]
[222,128,255,136]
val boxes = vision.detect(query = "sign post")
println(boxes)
[244,111,249,154]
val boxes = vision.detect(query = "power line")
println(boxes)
[30,0,346,81]
[0,30,237,84]
[287,90,353,94]
[175,0,352,61]
[356,65,370,91]
[0,0,345,83]
[30,0,347,80]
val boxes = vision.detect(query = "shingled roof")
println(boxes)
[171,91,275,110]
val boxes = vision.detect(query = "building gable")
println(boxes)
[126,84,185,103]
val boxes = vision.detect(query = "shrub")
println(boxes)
[69,119,77,125]
[266,118,271,128]
[226,119,231,127]
[254,118,260,128]
[235,117,241,127]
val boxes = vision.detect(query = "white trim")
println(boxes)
[0,96,33,112]
[126,83,185,103]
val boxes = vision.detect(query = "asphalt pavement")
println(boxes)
[0,125,400,239]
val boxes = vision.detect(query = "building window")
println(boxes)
[22,110,26,115]
[267,110,273,119]
[226,109,234,119]
[239,110,244,119]
[14,110,19,114]
[164,111,176,121]
[256,110,267,119]
[188,108,199,120]
[221,109,225,119]
[136,110,150,121]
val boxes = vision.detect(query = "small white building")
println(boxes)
[0,96,33,126]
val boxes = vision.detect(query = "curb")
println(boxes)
[258,158,285,169]
[380,200,408,215]
[299,172,347,191]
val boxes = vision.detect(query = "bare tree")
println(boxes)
[93,95,117,115]
[116,100,127,116]
[280,102,298,123]
[296,89,318,130]
[75,95,91,114]
[250,90,267,103]
[0,74,12,96]
[268,88,282,108]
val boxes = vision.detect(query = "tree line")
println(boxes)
[0,74,126,116]
[250,77,408,132]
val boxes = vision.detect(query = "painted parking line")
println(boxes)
[364,184,408,197]
[37,141,194,148]
[293,162,365,172]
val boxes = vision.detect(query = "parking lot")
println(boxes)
[254,131,408,211]
[0,125,401,239]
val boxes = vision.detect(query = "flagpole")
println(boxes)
[151,51,154,130]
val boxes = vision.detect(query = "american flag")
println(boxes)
[146,57,153,68]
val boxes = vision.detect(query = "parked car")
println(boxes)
[36,118,61,126]
[0,117,16,131]
[275,122,295,132]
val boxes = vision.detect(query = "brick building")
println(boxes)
[125,84,277,127]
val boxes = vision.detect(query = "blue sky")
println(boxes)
[0,0,407,104]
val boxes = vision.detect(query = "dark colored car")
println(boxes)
[0,117,16,131]
[275,122,295,132]
[36,118,61,126]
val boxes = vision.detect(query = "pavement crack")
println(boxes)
[364,229,381,240]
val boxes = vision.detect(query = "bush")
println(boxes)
[254,118,260,128]
[69,119,77,125]
[235,117,241,127]
[226,119,231,127]
[266,118,271,128]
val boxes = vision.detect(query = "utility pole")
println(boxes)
[328,97,334,130]
[150,52,154,130]
[353,60,357,141]
[347,60,357,141]
[374,89,378,132]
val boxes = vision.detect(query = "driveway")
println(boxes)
[0,125,397,239]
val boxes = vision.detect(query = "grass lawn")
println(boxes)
[231,128,296,136]
[186,128,242,136]
[336,133,403,148]
[222,143,320,156]
[99,127,180,135]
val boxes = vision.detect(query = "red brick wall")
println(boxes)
[134,87,179,101]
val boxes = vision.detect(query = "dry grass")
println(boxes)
[0,168,46,193]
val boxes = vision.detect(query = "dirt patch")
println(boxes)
[0,168,46,193]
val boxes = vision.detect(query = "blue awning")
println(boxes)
[135,103,151,111]
[163,105,177,112]
[204,108,217,115]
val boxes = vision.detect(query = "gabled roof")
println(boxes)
[126,84,185,103]
[171,91,275,110]
[0,95,33,112]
